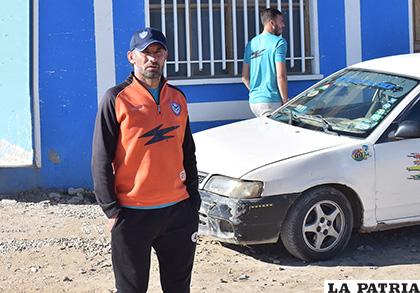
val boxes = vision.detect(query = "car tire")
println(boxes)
[280,186,353,261]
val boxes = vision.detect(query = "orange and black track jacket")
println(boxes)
[92,73,200,218]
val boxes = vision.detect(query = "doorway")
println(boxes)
[0,1,33,166]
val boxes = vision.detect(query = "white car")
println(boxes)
[194,53,420,261]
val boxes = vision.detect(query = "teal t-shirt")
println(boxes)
[149,86,160,104]
[244,33,287,104]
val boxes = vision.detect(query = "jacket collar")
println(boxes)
[129,72,167,90]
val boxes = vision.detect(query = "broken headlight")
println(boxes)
[203,175,263,199]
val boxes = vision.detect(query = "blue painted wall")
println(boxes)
[360,0,410,60]
[0,1,32,153]
[38,0,97,188]
[0,168,40,192]
[185,79,316,132]
[111,2,322,135]
[317,0,347,76]
[0,0,413,192]
[113,0,145,83]
[1,0,98,191]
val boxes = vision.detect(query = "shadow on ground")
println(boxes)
[4,190,420,268]
[0,189,97,205]
[221,225,420,267]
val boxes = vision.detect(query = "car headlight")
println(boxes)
[203,175,263,199]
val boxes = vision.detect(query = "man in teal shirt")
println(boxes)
[242,8,288,117]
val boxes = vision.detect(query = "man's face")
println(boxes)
[129,43,168,80]
[272,15,285,36]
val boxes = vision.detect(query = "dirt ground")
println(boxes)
[1,191,420,293]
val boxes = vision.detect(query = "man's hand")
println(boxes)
[276,61,288,104]
[107,212,119,232]
[242,63,251,90]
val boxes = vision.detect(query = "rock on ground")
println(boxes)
[1,191,420,292]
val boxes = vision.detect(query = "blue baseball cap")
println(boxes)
[130,27,168,52]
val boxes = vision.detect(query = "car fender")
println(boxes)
[241,142,377,228]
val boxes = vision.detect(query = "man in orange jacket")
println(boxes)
[92,27,201,293]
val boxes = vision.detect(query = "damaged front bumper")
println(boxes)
[198,190,300,245]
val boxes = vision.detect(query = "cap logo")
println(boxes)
[139,31,148,39]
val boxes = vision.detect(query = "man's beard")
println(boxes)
[141,66,163,79]
[143,70,162,79]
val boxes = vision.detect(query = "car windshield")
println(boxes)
[270,69,419,137]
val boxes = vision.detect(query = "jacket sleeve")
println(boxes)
[182,117,201,212]
[91,90,121,218]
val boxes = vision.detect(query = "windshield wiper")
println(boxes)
[296,114,340,136]
[287,109,293,124]
[284,109,302,125]
[316,115,340,136]
[271,109,300,125]
[274,110,339,136]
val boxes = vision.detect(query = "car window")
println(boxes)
[403,99,420,122]
[270,69,419,138]
[376,97,420,144]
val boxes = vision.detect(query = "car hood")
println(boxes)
[194,117,356,178]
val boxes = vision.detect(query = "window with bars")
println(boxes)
[146,0,313,80]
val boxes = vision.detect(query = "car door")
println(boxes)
[375,97,420,221]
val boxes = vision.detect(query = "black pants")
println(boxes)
[111,199,199,293]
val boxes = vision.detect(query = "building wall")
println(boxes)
[0,0,98,191]
[0,0,413,192]
[360,0,410,60]
[318,0,347,76]
[37,1,98,189]
[111,1,325,132]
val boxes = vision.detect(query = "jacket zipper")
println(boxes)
[132,74,163,115]
[157,82,164,114]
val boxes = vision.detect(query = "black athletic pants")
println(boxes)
[111,198,199,293]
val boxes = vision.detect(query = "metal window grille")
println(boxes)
[145,0,313,79]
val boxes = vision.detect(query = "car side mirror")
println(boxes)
[388,120,420,141]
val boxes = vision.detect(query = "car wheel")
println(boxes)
[280,186,353,261]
